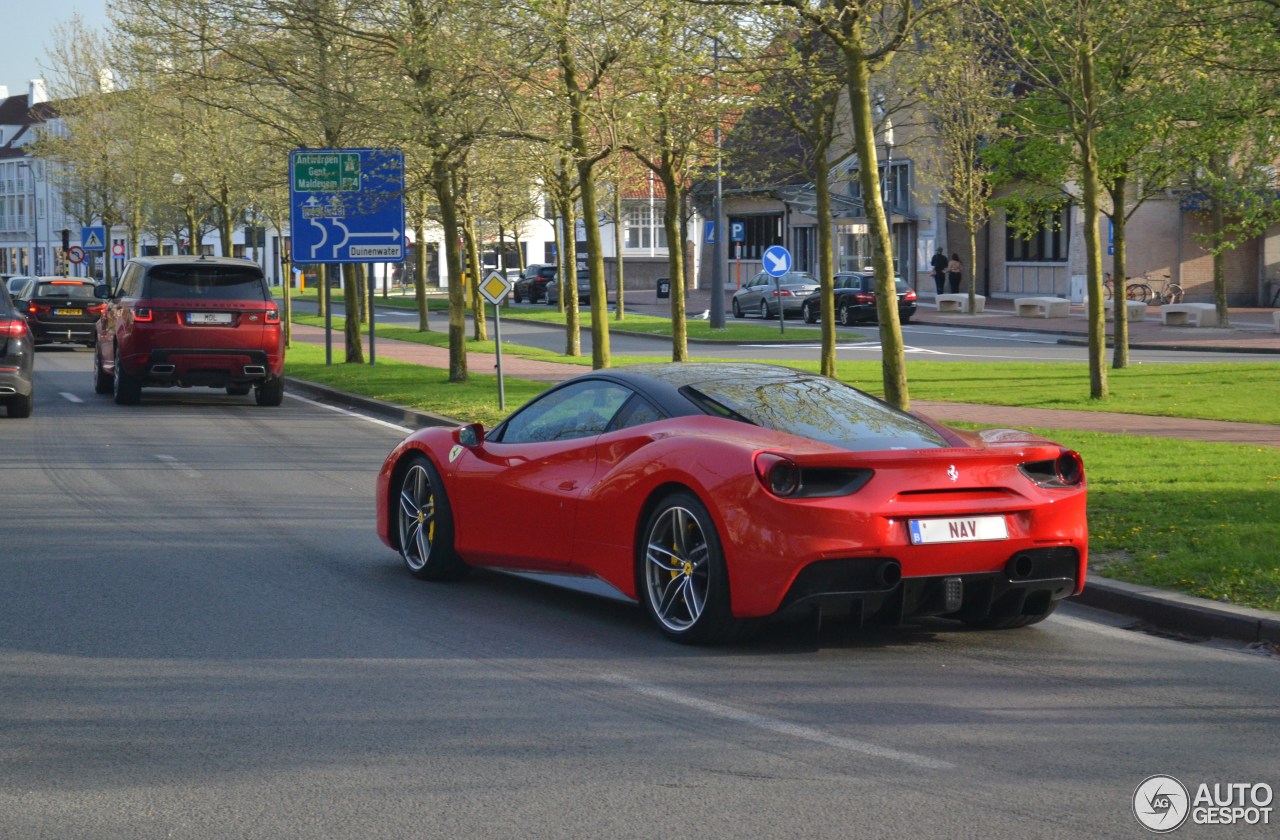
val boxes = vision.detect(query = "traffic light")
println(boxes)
[61,228,70,251]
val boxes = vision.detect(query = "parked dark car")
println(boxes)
[94,255,285,406]
[512,264,557,304]
[730,271,820,320]
[801,272,918,326]
[0,288,35,417]
[15,276,104,347]
[544,269,592,306]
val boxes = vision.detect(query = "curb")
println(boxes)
[287,374,1279,647]
[1074,577,1280,645]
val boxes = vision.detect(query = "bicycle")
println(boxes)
[1102,273,1148,301]
[1126,272,1184,306]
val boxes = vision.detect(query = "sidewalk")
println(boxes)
[285,313,1280,647]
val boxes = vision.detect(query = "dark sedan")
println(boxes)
[17,276,104,347]
[544,269,592,306]
[801,273,918,326]
[0,289,35,417]
[512,264,557,304]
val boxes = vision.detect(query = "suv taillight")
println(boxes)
[265,308,280,324]
[133,307,153,322]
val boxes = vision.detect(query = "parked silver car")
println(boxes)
[731,271,820,319]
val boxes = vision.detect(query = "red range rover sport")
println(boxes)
[94,256,285,406]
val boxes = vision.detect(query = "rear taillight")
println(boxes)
[133,307,153,322]
[264,308,280,324]
[904,290,917,301]
[754,453,801,497]
[87,303,106,315]
[771,289,793,297]
[1019,449,1085,488]
[854,292,874,304]
[30,303,51,315]
[0,318,29,338]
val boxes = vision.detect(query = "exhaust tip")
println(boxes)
[875,560,902,588]
[243,365,266,376]
[1007,554,1035,580]
[150,364,175,374]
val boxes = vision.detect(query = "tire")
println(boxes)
[1127,283,1151,302]
[112,358,141,405]
[638,491,742,644]
[732,299,743,319]
[227,384,252,396]
[838,302,854,327]
[6,392,33,418]
[962,599,1058,630]
[1103,282,1113,300]
[93,350,112,395]
[395,454,467,581]
[901,314,912,325]
[513,288,523,303]
[802,302,816,324]
[254,378,284,406]
[760,300,773,320]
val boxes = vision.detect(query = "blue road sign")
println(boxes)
[704,220,716,244]
[82,226,107,251]
[762,244,792,277]
[730,221,745,243]
[289,148,405,264]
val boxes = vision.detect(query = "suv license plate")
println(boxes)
[908,515,1008,545]
[187,312,233,325]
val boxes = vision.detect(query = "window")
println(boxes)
[1006,206,1070,263]
[498,380,635,444]
[144,266,268,300]
[727,214,783,261]
[624,202,667,250]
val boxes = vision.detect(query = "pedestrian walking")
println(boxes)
[930,247,948,296]
[947,253,963,294]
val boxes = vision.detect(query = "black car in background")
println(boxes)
[800,272,918,326]
[16,276,104,347]
[544,269,592,306]
[512,264,557,304]
[0,289,35,417]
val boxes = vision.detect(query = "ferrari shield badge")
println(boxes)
[449,445,463,463]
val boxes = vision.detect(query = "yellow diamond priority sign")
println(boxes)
[479,269,511,305]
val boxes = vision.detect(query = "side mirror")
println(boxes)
[95,284,111,299]
[456,422,485,448]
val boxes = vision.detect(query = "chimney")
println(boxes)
[29,79,48,107]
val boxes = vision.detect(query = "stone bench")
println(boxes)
[1104,299,1148,322]
[935,293,985,314]
[1014,296,1070,318]
[1160,303,1218,327]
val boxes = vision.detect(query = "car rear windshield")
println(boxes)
[146,266,268,301]
[682,378,948,451]
[35,282,98,300]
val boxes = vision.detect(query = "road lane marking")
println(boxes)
[155,454,201,478]
[60,392,84,403]
[286,392,414,434]
[601,674,953,770]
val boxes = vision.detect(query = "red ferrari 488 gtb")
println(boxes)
[375,363,1087,644]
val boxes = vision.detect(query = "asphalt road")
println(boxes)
[315,299,1275,365]
[2,347,1277,839]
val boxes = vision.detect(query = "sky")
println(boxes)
[0,0,110,98]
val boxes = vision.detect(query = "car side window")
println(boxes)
[117,264,144,298]
[499,380,634,444]
[606,394,665,432]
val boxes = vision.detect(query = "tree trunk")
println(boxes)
[414,193,429,332]
[342,262,364,364]
[845,48,908,410]
[661,167,686,362]
[1078,42,1108,400]
[432,163,468,382]
[613,184,625,321]
[1108,180,1130,369]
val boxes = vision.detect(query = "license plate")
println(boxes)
[55,308,84,316]
[908,515,1008,545]
[186,312,233,325]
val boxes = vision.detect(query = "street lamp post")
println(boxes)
[18,161,39,275]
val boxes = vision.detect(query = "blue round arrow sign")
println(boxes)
[762,245,792,277]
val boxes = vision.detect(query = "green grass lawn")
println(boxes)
[284,320,1280,612]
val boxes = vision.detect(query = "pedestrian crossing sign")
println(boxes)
[81,226,107,251]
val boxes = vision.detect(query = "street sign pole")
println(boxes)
[367,260,376,366]
[493,303,505,411]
